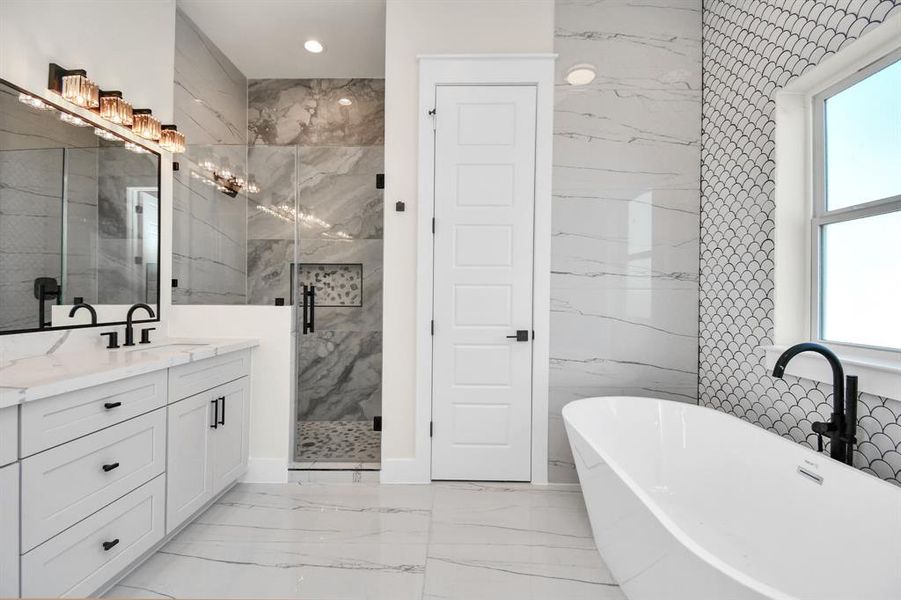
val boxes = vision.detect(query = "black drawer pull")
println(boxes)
[102,538,120,551]
[102,462,120,472]
[104,402,122,409]
[210,397,219,429]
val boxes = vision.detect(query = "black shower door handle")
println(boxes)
[302,284,316,334]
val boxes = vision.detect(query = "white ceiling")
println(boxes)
[177,0,386,79]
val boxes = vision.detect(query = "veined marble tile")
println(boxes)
[246,239,293,304]
[247,144,298,241]
[172,147,249,305]
[298,146,384,240]
[174,9,247,146]
[550,0,701,482]
[249,79,385,146]
[297,330,381,421]
[423,544,624,600]
[107,482,629,599]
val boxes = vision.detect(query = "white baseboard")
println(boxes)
[380,457,429,484]
[242,457,289,483]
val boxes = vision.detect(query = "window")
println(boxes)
[813,52,901,351]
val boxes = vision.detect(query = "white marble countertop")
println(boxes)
[0,337,259,408]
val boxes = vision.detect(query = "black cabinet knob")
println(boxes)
[104,401,122,410]
[102,538,120,551]
[102,462,120,472]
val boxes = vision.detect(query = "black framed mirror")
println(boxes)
[0,79,161,334]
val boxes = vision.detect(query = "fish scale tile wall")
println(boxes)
[700,0,901,485]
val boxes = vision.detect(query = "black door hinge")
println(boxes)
[430,320,434,336]
[135,205,143,214]
[430,421,433,437]
[432,217,435,234]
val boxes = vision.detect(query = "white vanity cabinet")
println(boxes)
[0,343,254,598]
[167,353,250,534]
[0,461,19,598]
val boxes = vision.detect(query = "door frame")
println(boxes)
[413,55,555,484]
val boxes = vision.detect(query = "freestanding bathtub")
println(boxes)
[563,396,901,600]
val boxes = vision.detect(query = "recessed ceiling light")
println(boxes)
[304,39,325,54]
[565,63,597,86]
[338,97,353,106]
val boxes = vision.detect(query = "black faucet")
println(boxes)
[68,302,97,325]
[772,342,858,465]
[124,303,155,347]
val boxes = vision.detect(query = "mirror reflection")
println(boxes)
[0,81,160,334]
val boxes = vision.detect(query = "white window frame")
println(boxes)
[767,12,901,399]
[810,48,901,354]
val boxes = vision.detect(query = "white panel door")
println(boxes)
[431,85,537,481]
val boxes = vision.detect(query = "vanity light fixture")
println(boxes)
[304,39,325,53]
[99,90,133,126]
[59,112,90,127]
[338,97,353,106]
[132,109,161,141]
[17,92,54,111]
[565,63,597,86]
[48,64,99,108]
[159,124,186,153]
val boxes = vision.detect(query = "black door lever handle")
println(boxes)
[506,330,529,342]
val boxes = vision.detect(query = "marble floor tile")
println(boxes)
[108,481,623,599]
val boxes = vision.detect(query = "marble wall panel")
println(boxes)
[172,146,249,305]
[97,146,159,306]
[0,148,65,330]
[296,330,382,422]
[171,7,249,305]
[249,79,384,146]
[550,0,702,482]
[174,9,247,146]
[297,146,384,240]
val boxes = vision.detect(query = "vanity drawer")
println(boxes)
[0,406,16,466]
[21,474,165,598]
[169,348,250,402]
[20,370,167,456]
[21,408,166,550]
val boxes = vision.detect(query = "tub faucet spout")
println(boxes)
[772,342,858,466]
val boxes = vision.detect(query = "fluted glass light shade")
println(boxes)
[159,124,186,153]
[61,70,99,108]
[132,109,161,141]
[99,91,133,126]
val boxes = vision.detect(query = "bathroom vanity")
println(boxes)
[0,339,257,597]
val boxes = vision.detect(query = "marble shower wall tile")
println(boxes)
[0,148,65,331]
[298,146,384,240]
[550,0,702,482]
[249,79,385,146]
[174,9,247,146]
[172,146,248,305]
[297,330,382,422]
[96,146,159,305]
[247,144,297,241]
[171,10,249,306]
[63,147,100,305]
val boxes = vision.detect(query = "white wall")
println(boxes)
[0,0,176,120]
[381,0,555,476]
[167,305,294,483]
